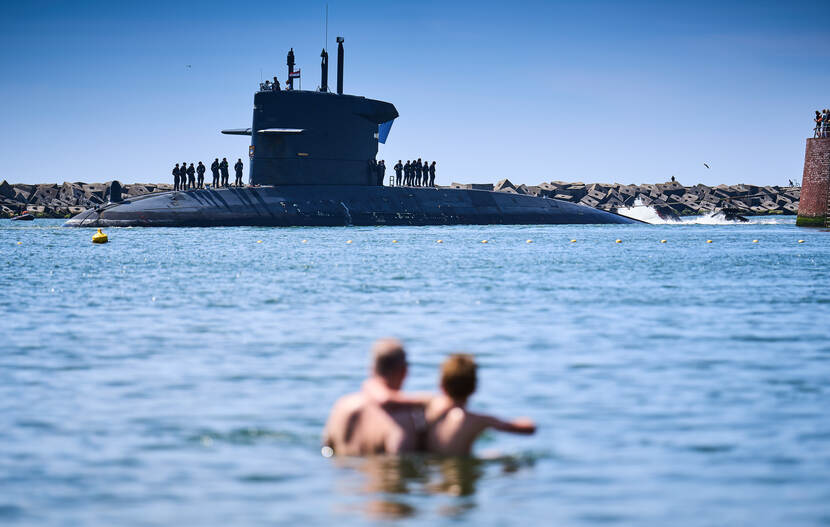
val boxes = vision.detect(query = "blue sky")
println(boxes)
[2,0,829,186]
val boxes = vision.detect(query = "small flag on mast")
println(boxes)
[289,69,301,78]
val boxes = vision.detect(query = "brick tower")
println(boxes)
[797,137,830,227]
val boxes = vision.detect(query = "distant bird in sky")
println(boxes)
[186,64,192,69]
[703,163,710,169]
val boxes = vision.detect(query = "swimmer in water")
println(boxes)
[322,338,431,456]
[425,354,536,456]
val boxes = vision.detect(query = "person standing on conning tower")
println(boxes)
[186,163,196,190]
[211,158,220,188]
[196,161,205,189]
[429,161,436,187]
[234,159,244,187]
[404,161,411,186]
[172,163,181,191]
[272,76,281,92]
[394,160,403,186]
[220,158,229,187]
[416,159,423,187]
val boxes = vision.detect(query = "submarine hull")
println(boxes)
[64,186,639,227]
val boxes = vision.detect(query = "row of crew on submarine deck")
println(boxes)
[65,37,639,227]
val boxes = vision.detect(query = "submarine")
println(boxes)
[65,39,638,227]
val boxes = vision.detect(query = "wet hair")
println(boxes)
[440,354,477,401]
[372,338,407,377]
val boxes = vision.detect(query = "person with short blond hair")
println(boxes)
[425,354,536,456]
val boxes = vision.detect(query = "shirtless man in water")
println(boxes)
[322,338,430,456]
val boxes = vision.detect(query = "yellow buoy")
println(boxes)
[301,239,308,243]
[436,239,443,243]
[526,239,533,243]
[706,240,713,243]
[17,241,22,245]
[481,240,488,244]
[92,228,108,244]
[256,240,263,243]
[798,239,805,243]
[752,239,758,243]
[615,239,622,243]
[392,240,398,243]
[346,240,353,244]
[570,239,576,243]
[660,239,667,243]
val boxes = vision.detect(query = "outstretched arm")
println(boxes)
[361,377,433,409]
[484,415,536,435]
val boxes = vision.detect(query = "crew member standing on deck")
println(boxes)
[272,76,281,92]
[211,158,220,188]
[416,158,423,187]
[196,161,205,189]
[172,163,181,191]
[181,161,188,189]
[186,163,196,190]
[234,159,244,187]
[429,161,436,187]
[220,158,229,187]
[394,160,403,186]
[377,160,386,186]
[404,161,411,186]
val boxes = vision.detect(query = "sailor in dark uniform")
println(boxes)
[196,161,205,189]
[422,161,428,186]
[393,160,403,186]
[376,160,386,186]
[186,163,196,190]
[234,159,244,186]
[172,163,181,191]
[415,159,423,186]
[180,161,188,189]
[404,161,411,186]
[220,158,229,186]
[429,161,436,187]
[272,76,281,91]
[211,158,220,188]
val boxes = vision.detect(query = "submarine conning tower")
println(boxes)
[796,135,830,227]
[224,38,398,187]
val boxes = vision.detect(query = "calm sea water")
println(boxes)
[1,218,829,526]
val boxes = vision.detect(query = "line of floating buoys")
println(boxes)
[92,229,108,244]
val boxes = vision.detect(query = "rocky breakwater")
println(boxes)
[0,181,172,218]
[450,180,801,217]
